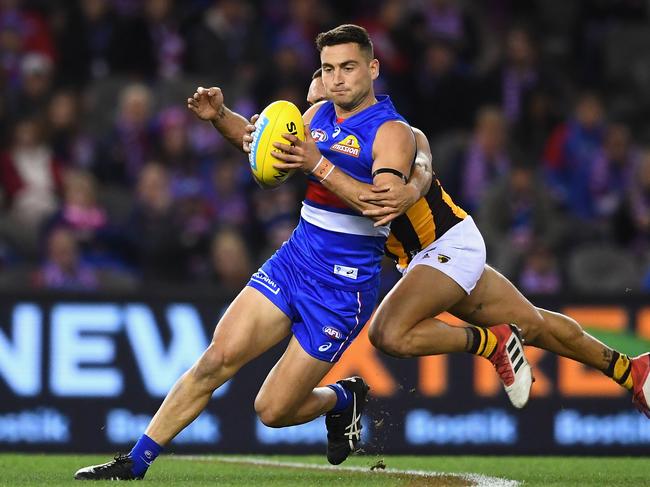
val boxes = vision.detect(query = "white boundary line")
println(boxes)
[174,455,520,487]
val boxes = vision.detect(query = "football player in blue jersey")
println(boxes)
[74,24,418,480]
[202,45,649,427]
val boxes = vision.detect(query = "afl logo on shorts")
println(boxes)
[322,326,343,340]
[311,128,328,142]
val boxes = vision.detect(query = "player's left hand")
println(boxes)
[359,182,419,227]
[271,125,322,174]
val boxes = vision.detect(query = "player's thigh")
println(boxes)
[256,336,334,413]
[449,265,543,331]
[210,286,292,366]
[374,264,466,334]
[372,216,487,334]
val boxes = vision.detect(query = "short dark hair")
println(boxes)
[315,24,374,59]
[312,67,322,79]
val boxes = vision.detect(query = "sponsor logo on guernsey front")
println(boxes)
[311,128,328,142]
[333,264,358,280]
[322,326,343,340]
[330,135,361,157]
[251,270,280,294]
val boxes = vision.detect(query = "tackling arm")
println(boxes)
[410,127,433,196]
[269,112,416,221]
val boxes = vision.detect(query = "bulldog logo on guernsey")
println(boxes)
[330,135,361,157]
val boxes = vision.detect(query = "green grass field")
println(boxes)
[0,454,648,487]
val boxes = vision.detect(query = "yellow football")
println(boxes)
[248,100,305,189]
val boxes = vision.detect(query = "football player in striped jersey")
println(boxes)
[291,69,649,417]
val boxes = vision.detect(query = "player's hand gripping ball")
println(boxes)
[248,100,305,189]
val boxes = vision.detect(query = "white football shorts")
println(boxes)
[403,216,486,294]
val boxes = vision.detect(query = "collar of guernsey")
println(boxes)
[287,95,408,291]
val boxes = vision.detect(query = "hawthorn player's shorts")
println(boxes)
[247,243,378,363]
[404,216,486,294]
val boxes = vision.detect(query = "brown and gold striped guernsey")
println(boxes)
[385,175,468,269]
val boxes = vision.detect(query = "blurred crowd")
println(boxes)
[2,0,650,296]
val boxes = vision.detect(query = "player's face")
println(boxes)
[307,77,326,105]
[320,43,378,111]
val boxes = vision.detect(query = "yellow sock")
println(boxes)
[605,351,633,390]
[467,326,498,358]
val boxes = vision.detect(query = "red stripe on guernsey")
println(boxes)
[305,180,349,209]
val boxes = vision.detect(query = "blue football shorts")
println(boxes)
[246,245,378,363]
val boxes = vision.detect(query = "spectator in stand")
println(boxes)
[33,226,99,291]
[155,106,202,198]
[512,87,561,157]
[411,36,476,137]
[44,169,119,268]
[628,149,650,254]
[0,0,55,69]
[184,0,264,88]
[543,91,606,224]
[254,44,310,108]
[589,123,637,235]
[204,226,253,297]
[447,106,511,212]
[107,0,185,79]
[518,244,562,295]
[46,90,95,170]
[481,24,559,126]
[250,182,301,260]
[6,52,53,121]
[203,153,250,229]
[125,162,186,283]
[415,0,480,65]
[97,83,156,185]
[0,117,62,254]
[478,163,563,277]
[53,0,119,84]
[143,0,185,79]
[357,0,410,75]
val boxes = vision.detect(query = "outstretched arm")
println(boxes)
[187,87,249,151]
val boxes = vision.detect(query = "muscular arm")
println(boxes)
[312,121,416,216]
[210,106,249,151]
[271,114,416,221]
[410,127,433,196]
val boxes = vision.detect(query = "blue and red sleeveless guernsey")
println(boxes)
[286,95,408,290]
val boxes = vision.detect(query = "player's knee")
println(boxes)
[254,397,290,428]
[194,342,243,382]
[369,323,412,358]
